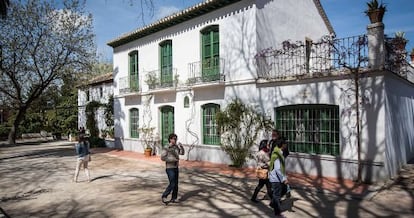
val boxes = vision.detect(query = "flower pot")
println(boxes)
[367,9,385,23]
[392,38,407,51]
[144,148,152,157]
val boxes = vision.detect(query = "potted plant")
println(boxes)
[139,127,155,157]
[365,0,386,24]
[392,31,408,51]
[145,71,158,90]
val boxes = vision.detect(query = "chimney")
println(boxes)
[367,22,385,70]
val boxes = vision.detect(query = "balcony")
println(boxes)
[188,57,225,86]
[118,75,141,95]
[256,35,371,81]
[145,67,178,92]
[255,34,414,82]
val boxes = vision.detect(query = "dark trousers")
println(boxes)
[271,182,283,216]
[162,168,179,200]
[251,179,272,200]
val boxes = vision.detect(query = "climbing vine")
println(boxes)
[103,95,114,138]
[85,100,101,138]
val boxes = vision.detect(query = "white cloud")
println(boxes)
[154,6,180,21]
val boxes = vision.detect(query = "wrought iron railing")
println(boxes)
[145,67,178,90]
[256,35,369,80]
[118,75,141,94]
[188,57,225,84]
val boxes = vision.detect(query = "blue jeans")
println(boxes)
[271,182,283,215]
[162,168,179,200]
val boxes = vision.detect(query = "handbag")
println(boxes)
[256,167,268,179]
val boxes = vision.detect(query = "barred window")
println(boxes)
[275,105,340,156]
[202,103,220,145]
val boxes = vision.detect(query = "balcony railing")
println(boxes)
[145,67,178,90]
[118,75,141,94]
[188,57,225,85]
[256,35,369,80]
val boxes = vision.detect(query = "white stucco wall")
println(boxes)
[110,0,414,182]
[255,0,331,51]
[384,73,414,179]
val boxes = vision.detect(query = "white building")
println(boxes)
[78,73,114,136]
[108,0,414,182]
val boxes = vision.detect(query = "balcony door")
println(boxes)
[201,25,220,81]
[129,51,139,91]
[160,40,173,87]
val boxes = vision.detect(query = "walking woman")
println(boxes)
[251,140,272,203]
[73,133,91,183]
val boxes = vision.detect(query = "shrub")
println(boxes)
[216,99,273,168]
[88,136,106,148]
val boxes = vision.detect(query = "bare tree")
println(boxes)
[0,0,95,144]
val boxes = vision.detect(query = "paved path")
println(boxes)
[0,141,413,217]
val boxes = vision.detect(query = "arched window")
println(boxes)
[200,25,220,81]
[129,108,139,138]
[128,50,139,91]
[184,96,190,108]
[202,103,220,145]
[274,104,340,156]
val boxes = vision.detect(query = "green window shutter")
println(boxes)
[129,51,139,91]
[161,106,174,146]
[201,26,219,81]
[274,105,340,156]
[160,41,173,86]
[202,104,220,145]
[129,108,139,138]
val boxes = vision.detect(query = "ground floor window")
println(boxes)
[202,103,220,145]
[275,104,340,156]
[129,108,139,138]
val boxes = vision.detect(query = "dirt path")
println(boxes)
[1,141,413,218]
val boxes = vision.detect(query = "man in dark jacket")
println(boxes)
[161,133,184,204]
[269,130,289,158]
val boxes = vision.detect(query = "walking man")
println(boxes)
[161,133,185,204]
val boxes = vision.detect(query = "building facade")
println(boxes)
[108,0,414,182]
[78,73,114,136]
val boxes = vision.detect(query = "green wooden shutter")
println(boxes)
[161,106,174,146]
[201,26,219,81]
[129,51,139,91]
[160,41,173,87]
[130,108,139,138]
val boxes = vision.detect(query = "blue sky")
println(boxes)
[85,0,414,63]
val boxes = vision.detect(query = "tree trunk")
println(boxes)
[7,106,27,145]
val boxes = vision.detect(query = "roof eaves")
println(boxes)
[86,73,113,86]
[313,0,335,36]
[107,0,241,48]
